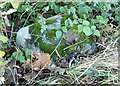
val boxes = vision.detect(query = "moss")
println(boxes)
[46,29,56,41]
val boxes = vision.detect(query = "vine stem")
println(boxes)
[63,37,89,51]
[23,2,38,27]
[50,37,63,57]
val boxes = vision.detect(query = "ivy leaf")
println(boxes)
[78,19,83,23]
[62,26,67,33]
[93,30,101,37]
[42,6,49,12]
[49,2,59,13]
[78,25,83,33]
[96,16,103,20]
[73,20,78,24]
[0,34,8,43]
[60,6,65,13]
[83,14,88,20]
[70,7,76,13]
[65,20,69,27]
[73,13,78,19]
[91,25,96,31]
[0,50,5,58]
[54,5,60,13]
[19,56,26,63]
[56,30,62,39]
[83,20,90,26]
[83,26,92,36]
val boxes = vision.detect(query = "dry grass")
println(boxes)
[35,37,120,85]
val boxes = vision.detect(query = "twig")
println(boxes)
[69,57,75,68]
[50,37,63,57]
[23,2,38,27]
[55,49,61,58]
[63,37,88,50]
[10,23,14,40]
[27,62,49,84]
[96,42,111,51]
[7,66,16,85]
[113,36,120,47]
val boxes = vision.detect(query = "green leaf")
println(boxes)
[91,19,98,24]
[0,35,8,43]
[19,56,25,63]
[67,9,71,15]
[78,19,83,23]
[91,25,96,31]
[60,6,65,13]
[55,25,61,30]
[83,20,90,26]
[78,25,83,33]
[70,7,76,13]
[83,26,92,36]
[0,2,6,8]
[93,30,101,37]
[12,52,18,58]
[68,18,73,27]
[83,14,88,19]
[96,16,103,20]
[10,2,20,9]
[56,30,62,39]
[65,20,69,27]
[73,20,78,24]
[54,5,60,13]
[49,2,59,13]
[25,48,32,56]
[0,50,5,58]
[73,13,78,19]
[62,26,67,33]
[42,6,49,12]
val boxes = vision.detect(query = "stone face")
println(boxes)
[16,26,31,47]
[16,15,62,53]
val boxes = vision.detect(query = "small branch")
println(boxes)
[55,49,61,58]
[50,37,63,57]
[7,66,17,85]
[23,2,38,27]
[63,38,88,51]
[28,62,49,84]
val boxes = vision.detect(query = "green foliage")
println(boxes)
[0,34,8,58]
[56,30,62,39]
[83,20,90,26]
[11,48,32,63]
[83,26,92,36]
[0,50,5,58]
[1,1,119,54]
[0,1,119,85]
[62,26,67,33]
[0,35,8,43]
